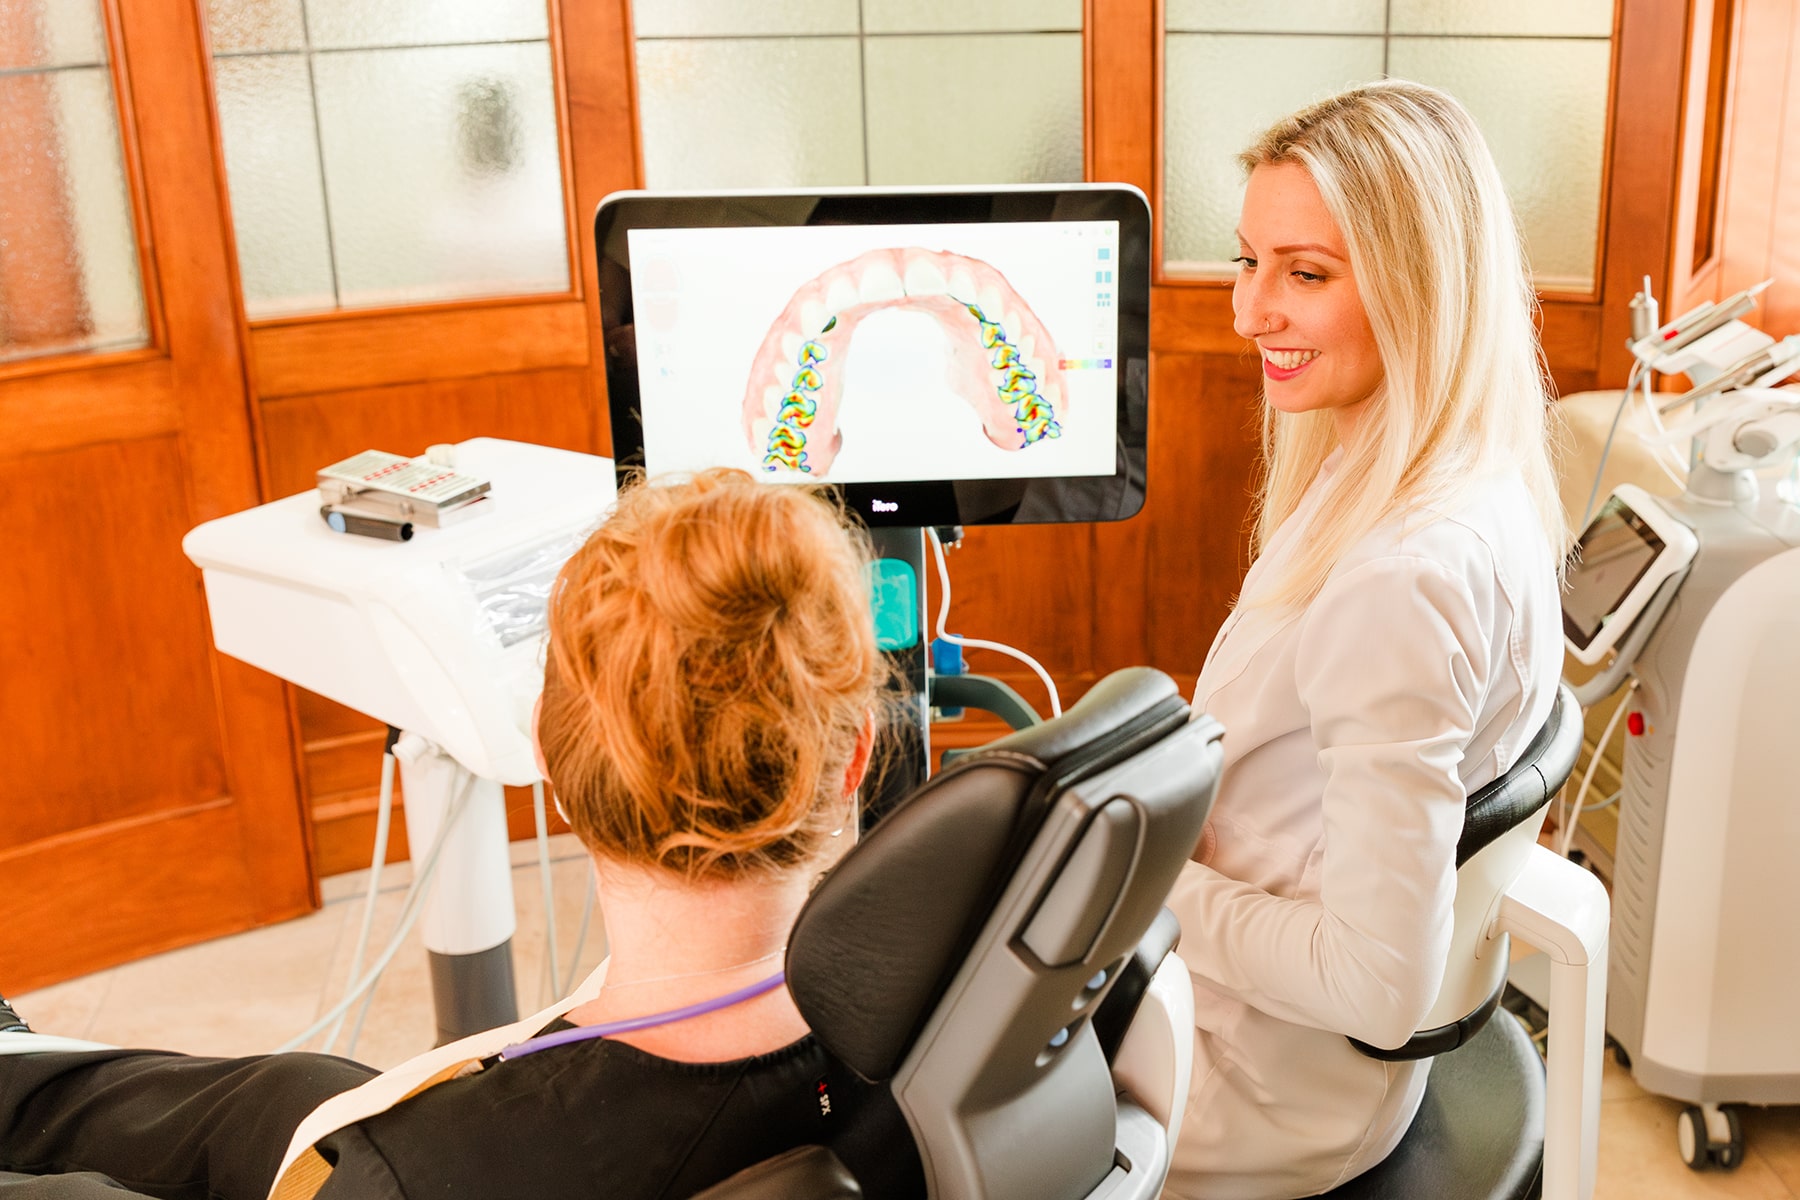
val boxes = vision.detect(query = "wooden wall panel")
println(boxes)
[259,368,597,494]
[249,302,590,399]
[0,437,229,847]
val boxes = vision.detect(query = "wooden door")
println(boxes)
[2,0,311,992]
[230,2,638,875]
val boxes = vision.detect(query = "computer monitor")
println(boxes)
[594,185,1150,527]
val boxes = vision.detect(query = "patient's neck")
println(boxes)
[596,858,805,986]
[564,856,814,1059]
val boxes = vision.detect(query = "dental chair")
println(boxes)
[1322,682,1608,1200]
[699,666,1223,1200]
[703,678,1607,1200]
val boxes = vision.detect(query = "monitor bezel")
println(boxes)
[593,184,1151,528]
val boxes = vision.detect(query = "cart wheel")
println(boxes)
[1711,1107,1745,1171]
[1678,1106,1709,1170]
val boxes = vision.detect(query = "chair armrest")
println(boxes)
[688,1145,863,1199]
[1107,949,1195,1149]
[1495,844,1610,1200]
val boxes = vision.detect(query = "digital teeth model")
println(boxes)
[960,300,1061,445]
[1265,348,1320,370]
[761,322,834,473]
[743,247,1069,478]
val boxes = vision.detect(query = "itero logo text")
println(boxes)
[872,499,898,513]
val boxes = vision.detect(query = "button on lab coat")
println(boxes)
[1162,452,1562,1200]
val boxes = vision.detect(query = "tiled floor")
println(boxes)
[16,834,1800,1197]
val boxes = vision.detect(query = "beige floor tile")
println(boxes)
[1597,1094,1797,1199]
[1742,1106,1800,1197]
[81,900,351,1058]
[13,970,117,1040]
[1603,1050,1652,1102]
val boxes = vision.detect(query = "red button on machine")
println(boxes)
[1627,711,1646,737]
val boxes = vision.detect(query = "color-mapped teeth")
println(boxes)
[958,294,1061,448]
[764,330,835,470]
[778,392,816,426]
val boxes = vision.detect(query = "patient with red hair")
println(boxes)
[0,469,922,1200]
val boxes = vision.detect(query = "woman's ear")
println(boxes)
[842,708,877,800]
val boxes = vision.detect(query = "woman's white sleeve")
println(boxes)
[1167,554,1489,1049]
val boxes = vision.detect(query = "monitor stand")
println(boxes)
[863,527,1045,826]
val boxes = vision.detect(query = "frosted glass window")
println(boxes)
[1161,3,1615,290]
[865,35,1082,185]
[634,0,1084,190]
[0,0,148,365]
[206,0,571,318]
[1389,38,1610,289]
[863,0,1081,34]
[1165,1,1384,35]
[211,56,335,315]
[1163,35,1383,271]
[1389,0,1613,38]
[634,0,858,38]
[636,39,865,189]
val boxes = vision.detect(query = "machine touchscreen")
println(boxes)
[595,187,1149,527]
[1563,485,1697,663]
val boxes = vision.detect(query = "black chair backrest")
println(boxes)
[786,667,1224,1199]
[1456,684,1583,868]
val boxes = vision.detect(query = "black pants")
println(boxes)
[0,1050,375,1200]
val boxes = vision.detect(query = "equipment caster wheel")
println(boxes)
[1678,1104,1744,1171]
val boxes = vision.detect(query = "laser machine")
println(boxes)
[1559,297,1800,1169]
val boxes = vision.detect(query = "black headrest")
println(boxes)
[787,667,1190,1081]
[1456,683,1581,867]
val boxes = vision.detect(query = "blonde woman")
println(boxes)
[1162,81,1566,1198]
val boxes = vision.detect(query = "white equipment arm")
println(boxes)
[1496,844,1611,1200]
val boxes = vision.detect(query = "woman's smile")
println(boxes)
[1261,347,1321,378]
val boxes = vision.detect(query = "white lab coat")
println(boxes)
[1162,450,1563,1200]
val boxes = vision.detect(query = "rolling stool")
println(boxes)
[1320,684,1609,1200]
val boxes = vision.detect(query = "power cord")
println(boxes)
[1558,678,1639,861]
[319,726,402,1055]
[277,769,475,1054]
[925,527,1062,718]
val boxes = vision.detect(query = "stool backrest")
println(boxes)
[1353,683,1582,1061]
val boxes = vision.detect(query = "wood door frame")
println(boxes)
[3,0,314,992]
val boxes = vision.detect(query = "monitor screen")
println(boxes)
[595,187,1149,527]
[1562,494,1666,649]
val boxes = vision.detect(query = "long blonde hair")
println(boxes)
[1242,80,1565,609]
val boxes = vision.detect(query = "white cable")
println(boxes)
[925,527,1061,718]
[1559,679,1638,860]
[320,747,397,1055]
[277,772,474,1055]
[560,866,597,997]
[532,779,560,1007]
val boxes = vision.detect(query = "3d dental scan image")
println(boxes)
[626,220,1119,486]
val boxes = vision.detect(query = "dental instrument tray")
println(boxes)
[317,449,493,527]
